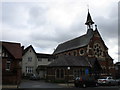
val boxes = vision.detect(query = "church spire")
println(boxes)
[85,10,94,29]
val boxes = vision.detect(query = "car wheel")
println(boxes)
[82,84,86,88]
[75,84,78,87]
[95,83,99,87]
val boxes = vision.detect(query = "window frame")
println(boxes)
[6,60,11,71]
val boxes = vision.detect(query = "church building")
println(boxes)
[46,11,115,82]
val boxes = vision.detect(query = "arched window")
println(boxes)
[61,69,64,78]
[56,69,60,78]
[79,49,84,55]
[56,69,64,79]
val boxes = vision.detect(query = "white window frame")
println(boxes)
[26,66,33,73]
[6,60,11,71]
[28,57,32,62]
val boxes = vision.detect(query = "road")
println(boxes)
[19,80,67,88]
[19,79,120,89]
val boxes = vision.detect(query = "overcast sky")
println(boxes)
[1,0,119,63]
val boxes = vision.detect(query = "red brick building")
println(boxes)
[47,55,101,82]
[1,41,22,85]
[53,11,115,77]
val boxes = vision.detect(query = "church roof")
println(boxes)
[53,29,94,54]
[48,55,91,67]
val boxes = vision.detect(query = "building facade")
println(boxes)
[114,62,120,78]
[47,55,101,82]
[22,45,54,79]
[1,41,22,85]
[53,11,115,77]
[22,45,38,76]
[36,53,55,79]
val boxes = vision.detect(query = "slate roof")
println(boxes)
[53,29,94,54]
[36,53,55,59]
[1,41,22,59]
[48,55,91,67]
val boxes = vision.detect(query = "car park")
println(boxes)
[74,76,98,88]
[97,76,118,86]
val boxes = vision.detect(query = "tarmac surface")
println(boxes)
[2,79,120,89]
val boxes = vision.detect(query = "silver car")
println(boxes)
[97,76,118,86]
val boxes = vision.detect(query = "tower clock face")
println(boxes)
[93,43,103,57]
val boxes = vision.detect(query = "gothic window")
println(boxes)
[93,43,103,57]
[56,69,64,79]
[61,69,64,78]
[73,51,77,56]
[79,49,84,55]
[56,69,60,78]
[68,53,71,55]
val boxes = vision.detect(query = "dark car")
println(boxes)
[29,74,40,80]
[74,76,98,88]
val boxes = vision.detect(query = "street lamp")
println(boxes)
[67,67,70,87]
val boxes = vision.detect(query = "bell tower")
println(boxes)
[85,10,94,30]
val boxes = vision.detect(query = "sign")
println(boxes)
[85,69,89,75]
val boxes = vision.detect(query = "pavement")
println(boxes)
[2,85,18,88]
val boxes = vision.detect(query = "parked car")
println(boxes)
[115,78,120,85]
[74,76,98,88]
[97,76,118,86]
[29,74,40,80]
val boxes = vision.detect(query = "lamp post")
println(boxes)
[67,67,70,87]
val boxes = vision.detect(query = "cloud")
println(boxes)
[1,1,118,63]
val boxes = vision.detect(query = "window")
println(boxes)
[28,57,32,62]
[56,69,60,78]
[74,69,82,77]
[56,69,64,79]
[30,50,31,52]
[68,53,71,55]
[2,52,5,57]
[26,66,33,73]
[48,59,51,62]
[38,58,42,61]
[6,60,11,71]
[79,49,84,55]
[93,43,103,57]
[73,51,77,56]
[61,69,64,78]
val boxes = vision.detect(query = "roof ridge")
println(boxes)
[1,41,21,45]
[23,45,36,55]
[60,33,87,45]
